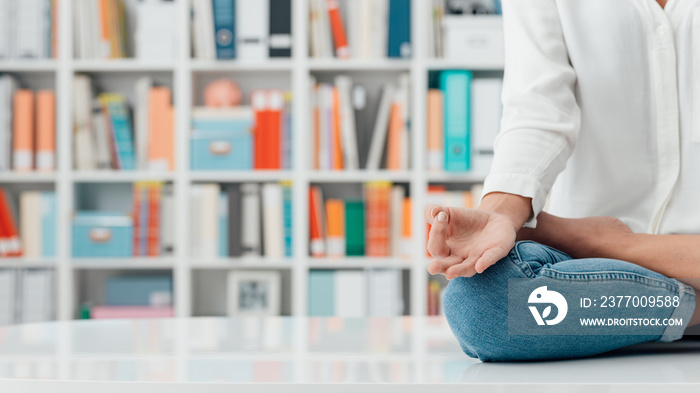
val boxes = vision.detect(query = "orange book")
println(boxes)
[99,0,110,57]
[427,89,443,171]
[385,102,402,171]
[148,87,174,171]
[325,199,345,257]
[36,90,56,171]
[12,90,35,172]
[132,182,143,256]
[402,197,412,239]
[365,182,391,256]
[52,0,58,58]
[326,0,350,59]
[309,187,325,257]
[0,188,21,257]
[266,90,283,170]
[147,183,162,257]
[331,88,343,170]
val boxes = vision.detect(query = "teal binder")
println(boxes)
[308,270,334,316]
[440,70,473,172]
[345,201,365,256]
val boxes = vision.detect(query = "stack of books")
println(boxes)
[0,188,56,258]
[309,0,411,59]
[311,73,410,171]
[132,182,174,257]
[191,0,292,60]
[0,269,54,325]
[0,0,57,60]
[190,182,293,259]
[309,182,411,258]
[308,269,404,316]
[191,90,292,171]
[89,275,174,319]
[73,75,175,171]
[0,75,56,172]
[427,71,502,175]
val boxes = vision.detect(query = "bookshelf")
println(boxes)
[0,0,502,321]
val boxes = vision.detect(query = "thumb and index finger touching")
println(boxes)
[424,205,451,259]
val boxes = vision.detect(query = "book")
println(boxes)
[269,0,292,57]
[35,90,55,171]
[365,182,391,257]
[471,78,503,176]
[40,192,56,258]
[135,0,176,60]
[262,183,285,257]
[227,184,243,257]
[309,186,326,257]
[282,182,293,257]
[387,0,411,58]
[160,184,174,256]
[133,76,152,170]
[390,186,404,257]
[12,89,34,171]
[147,182,162,256]
[192,0,216,59]
[334,76,360,170]
[334,270,365,317]
[200,184,221,258]
[326,0,349,59]
[0,187,21,257]
[99,93,136,170]
[308,270,334,316]
[365,83,395,170]
[219,191,229,257]
[20,269,54,323]
[236,0,269,61]
[148,86,174,171]
[20,192,42,258]
[324,199,345,257]
[440,70,473,172]
[345,200,364,256]
[427,89,444,171]
[241,183,261,256]
[212,0,236,59]
[0,75,17,171]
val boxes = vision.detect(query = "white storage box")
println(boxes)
[443,15,504,66]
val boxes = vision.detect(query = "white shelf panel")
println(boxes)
[72,171,175,183]
[426,172,487,183]
[0,258,57,268]
[309,171,413,183]
[190,59,294,72]
[309,59,412,71]
[426,59,504,71]
[71,258,176,270]
[0,60,58,72]
[0,172,57,183]
[308,257,413,269]
[73,60,175,72]
[190,171,294,183]
[191,257,293,270]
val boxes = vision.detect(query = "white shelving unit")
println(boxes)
[0,0,500,321]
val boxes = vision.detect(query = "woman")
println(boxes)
[427,0,700,361]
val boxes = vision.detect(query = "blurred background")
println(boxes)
[0,0,503,325]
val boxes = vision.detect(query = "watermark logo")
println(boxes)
[528,286,568,326]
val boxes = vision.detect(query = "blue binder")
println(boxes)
[387,0,411,58]
[440,70,473,172]
[213,0,236,59]
[41,192,56,258]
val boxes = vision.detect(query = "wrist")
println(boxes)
[478,192,533,231]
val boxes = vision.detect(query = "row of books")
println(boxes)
[427,71,502,175]
[73,0,177,60]
[132,182,174,257]
[308,269,404,316]
[83,275,174,319]
[0,76,55,172]
[0,188,56,258]
[309,0,411,59]
[191,90,292,171]
[0,0,57,60]
[309,182,411,258]
[311,74,410,171]
[190,183,292,258]
[74,75,174,171]
[0,269,54,325]
[192,0,292,60]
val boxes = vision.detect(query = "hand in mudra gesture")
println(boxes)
[424,205,519,280]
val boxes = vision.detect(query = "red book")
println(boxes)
[0,189,21,257]
[147,183,161,257]
[309,186,325,257]
[0,189,9,257]
[326,0,349,59]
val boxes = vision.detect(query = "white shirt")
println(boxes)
[483,0,700,234]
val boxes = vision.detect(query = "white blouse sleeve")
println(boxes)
[482,0,581,227]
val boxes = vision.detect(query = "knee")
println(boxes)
[442,275,511,361]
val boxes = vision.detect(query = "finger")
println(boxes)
[444,250,482,279]
[423,205,444,224]
[427,255,464,275]
[426,207,451,259]
[445,261,478,280]
[474,248,507,274]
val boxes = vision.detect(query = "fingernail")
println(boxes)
[437,212,447,222]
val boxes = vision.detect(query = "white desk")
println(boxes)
[0,317,698,392]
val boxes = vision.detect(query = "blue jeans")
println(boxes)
[442,241,696,362]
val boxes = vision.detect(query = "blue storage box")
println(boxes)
[191,128,253,170]
[106,276,173,306]
[72,212,134,258]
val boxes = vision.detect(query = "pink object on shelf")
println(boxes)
[204,79,243,107]
[91,306,174,319]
